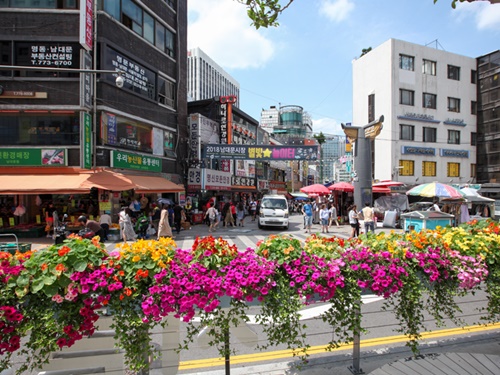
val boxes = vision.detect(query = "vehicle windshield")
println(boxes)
[262,199,287,209]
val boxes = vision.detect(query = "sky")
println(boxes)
[188,0,500,136]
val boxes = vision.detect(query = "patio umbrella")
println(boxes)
[406,182,464,199]
[157,198,174,206]
[300,184,331,196]
[373,180,405,187]
[328,182,354,192]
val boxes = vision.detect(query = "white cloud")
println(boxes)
[319,0,355,23]
[188,0,276,69]
[312,117,343,135]
[454,2,500,31]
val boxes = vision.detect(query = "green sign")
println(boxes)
[0,148,67,166]
[111,150,161,172]
[81,112,92,169]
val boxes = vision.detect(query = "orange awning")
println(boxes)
[80,170,136,191]
[0,174,91,195]
[125,174,185,193]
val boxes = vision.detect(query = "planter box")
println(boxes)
[0,243,31,254]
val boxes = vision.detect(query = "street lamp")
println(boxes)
[0,64,125,170]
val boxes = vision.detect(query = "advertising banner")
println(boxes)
[203,144,319,161]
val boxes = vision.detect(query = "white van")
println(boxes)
[258,195,289,229]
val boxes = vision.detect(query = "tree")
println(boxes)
[361,47,372,57]
[238,1,499,28]
[313,132,326,182]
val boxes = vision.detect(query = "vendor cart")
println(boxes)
[401,211,455,232]
[0,233,32,254]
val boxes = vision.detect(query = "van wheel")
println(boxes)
[284,224,289,230]
[258,223,263,229]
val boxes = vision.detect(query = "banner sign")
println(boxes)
[81,112,92,169]
[203,144,319,160]
[111,150,161,172]
[0,148,67,166]
[79,0,93,51]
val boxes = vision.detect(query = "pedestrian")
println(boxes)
[99,210,112,241]
[45,201,56,238]
[151,204,161,232]
[230,201,237,224]
[361,202,375,233]
[157,204,173,238]
[319,204,330,233]
[224,203,235,227]
[329,203,340,227]
[302,199,313,234]
[249,200,257,221]
[348,204,360,238]
[173,202,183,235]
[77,215,105,243]
[237,202,245,227]
[119,207,137,242]
[205,202,218,233]
[221,202,230,227]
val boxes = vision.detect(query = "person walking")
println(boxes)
[237,202,245,227]
[119,207,137,242]
[348,204,360,238]
[205,202,218,233]
[99,210,112,241]
[361,202,375,234]
[302,199,313,234]
[157,204,173,238]
[230,201,237,224]
[329,203,340,227]
[221,202,230,227]
[249,200,257,221]
[319,204,330,234]
[224,202,236,227]
[173,202,183,235]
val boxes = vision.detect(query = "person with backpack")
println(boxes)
[205,202,218,233]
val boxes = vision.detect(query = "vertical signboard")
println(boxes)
[80,0,93,51]
[81,112,92,169]
[188,114,200,161]
[80,50,92,109]
[219,103,228,144]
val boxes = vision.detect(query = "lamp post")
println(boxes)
[0,64,124,170]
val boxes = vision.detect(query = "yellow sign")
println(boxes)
[9,217,15,226]
[36,215,41,224]
[99,201,112,212]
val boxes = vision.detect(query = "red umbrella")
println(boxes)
[373,186,391,193]
[300,184,331,196]
[328,182,354,192]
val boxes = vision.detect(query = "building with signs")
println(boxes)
[187,47,240,108]
[353,39,478,185]
[0,1,187,230]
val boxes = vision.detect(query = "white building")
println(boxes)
[353,39,477,185]
[260,105,279,132]
[187,47,240,107]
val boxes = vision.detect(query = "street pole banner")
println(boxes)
[203,144,319,161]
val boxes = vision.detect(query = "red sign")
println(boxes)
[80,0,93,51]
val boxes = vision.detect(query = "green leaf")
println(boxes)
[74,260,88,272]
[43,275,57,286]
[16,273,30,287]
[32,279,45,293]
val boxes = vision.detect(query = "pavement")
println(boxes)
[4,219,500,374]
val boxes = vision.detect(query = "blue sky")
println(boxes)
[188,0,500,136]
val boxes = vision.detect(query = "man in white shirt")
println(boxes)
[361,203,375,233]
[99,211,112,241]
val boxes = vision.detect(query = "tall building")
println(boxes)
[263,105,313,145]
[260,105,279,133]
[352,39,477,185]
[0,1,187,227]
[187,47,240,107]
[322,135,347,182]
[477,50,500,184]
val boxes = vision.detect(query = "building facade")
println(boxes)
[321,135,347,183]
[0,1,187,225]
[477,50,500,184]
[187,47,240,107]
[353,39,477,185]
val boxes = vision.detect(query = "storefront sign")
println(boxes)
[0,148,67,166]
[258,180,270,190]
[187,168,231,191]
[219,103,228,144]
[79,0,93,51]
[443,118,466,126]
[111,150,161,172]
[80,50,93,109]
[401,146,435,156]
[0,91,47,99]
[188,114,200,160]
[104,46,156,100]
[397,113,440,123]
[203,144,319,161]
[26,43,77,67]
[81,112,92,169]
[440,149,469,158]
[232,176,256,189]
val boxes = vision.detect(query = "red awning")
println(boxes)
[0,174,91,195]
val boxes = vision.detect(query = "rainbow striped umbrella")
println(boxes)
[406,182,464,199]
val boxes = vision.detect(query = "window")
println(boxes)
[155,21,165,52]
[471,101,477,115]
[399,160,414,176]
[143,12,155,44]
[165,28,175,58]
[1,0,77,8]
[471,69,477,84]
[368,94,375,123]
[400,124,414,140]
[448,97,461,113]
[422,161,436,177]
[423,93,437,109]
[400,89,414,106]
[470,164,476,179]
[471,132,477,146]
[447,162,460,178]
[423,127,437,142]
[448,64,460,80]
[399,54,414,71]
[422,59,436,75]
[158,76,176,108]
[122,0,143,36]
[448,130,460,144]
